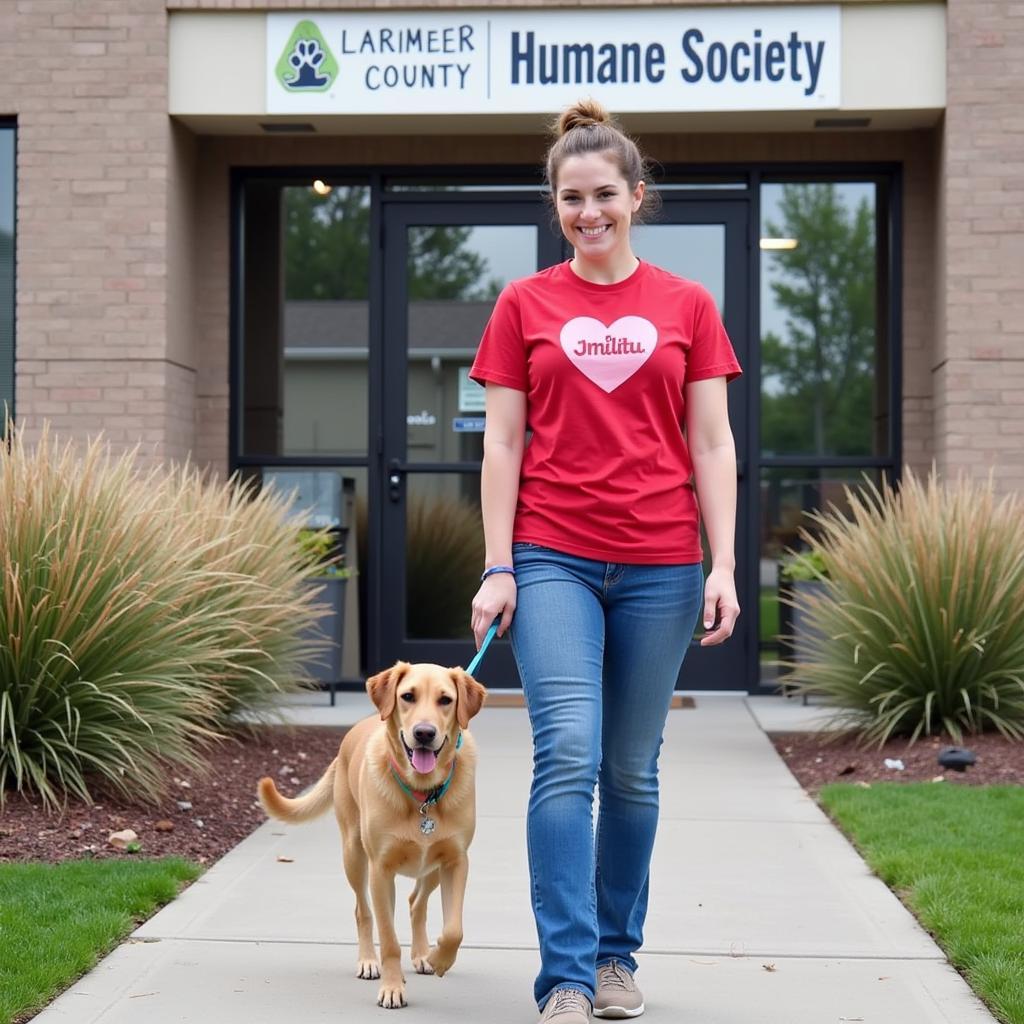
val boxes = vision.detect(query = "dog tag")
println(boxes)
[420,816,436,835]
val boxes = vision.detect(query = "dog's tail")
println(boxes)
[257,758,337,824]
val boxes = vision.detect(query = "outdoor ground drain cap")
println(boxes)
[937,746,977,772]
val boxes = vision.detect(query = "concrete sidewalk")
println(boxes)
[33,695,996,1023]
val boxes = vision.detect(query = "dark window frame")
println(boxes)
[228,161,902,693]
[0,119,15,424]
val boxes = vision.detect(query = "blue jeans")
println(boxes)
[509,543,704,1009]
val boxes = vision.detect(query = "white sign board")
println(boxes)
[459,367,486,413]
[267,6,840,115]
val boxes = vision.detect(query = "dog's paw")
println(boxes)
[357,959,381,980]
[411,955,435,975]
[377,982,407,1009]
[426,944,456,978]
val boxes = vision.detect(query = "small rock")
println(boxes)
[154,819,175,833]
[177,779,192,789]
[297,752,308,760]
[195,819,205,829]
[883,758,905,771]
[108,829,139,850]
[177,800,192,812]
[279,765,294,776]
[938,746,976,772]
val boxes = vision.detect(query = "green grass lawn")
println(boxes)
[0,858,200,1024]
[820,783,1024,1024]
[760,587,780,642]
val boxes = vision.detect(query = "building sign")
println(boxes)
[267,6,840,114]
[453,417,486,433]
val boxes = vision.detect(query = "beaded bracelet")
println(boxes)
[480,565,516,582]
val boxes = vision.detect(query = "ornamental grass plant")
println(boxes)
[0,425,326,809]
[405,493,484,640]
[782,468,1024,745]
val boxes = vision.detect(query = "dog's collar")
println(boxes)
[389,732,463,811]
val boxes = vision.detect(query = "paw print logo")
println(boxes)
[286,38,329,89]
[275,20,338,93]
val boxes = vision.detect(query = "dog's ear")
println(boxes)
[366,661,409,721]
[449,668,487,729]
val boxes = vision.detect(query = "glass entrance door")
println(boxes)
[379,201,561,683]
[379,198,750,689]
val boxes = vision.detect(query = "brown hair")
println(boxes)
[544,99,659,222]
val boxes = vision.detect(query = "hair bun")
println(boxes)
[556,98,611,136]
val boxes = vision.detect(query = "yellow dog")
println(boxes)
[258,661,487,1009]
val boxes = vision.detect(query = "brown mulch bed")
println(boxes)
[0,726,349,865]
[769,728,1024,794]
[4,720,1022,866]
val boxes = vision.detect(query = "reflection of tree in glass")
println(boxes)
[407,226,501,301]
[284,187,500,302]
[285,186,372,301]
[761,184,875,456]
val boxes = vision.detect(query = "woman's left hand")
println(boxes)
[699,567,740,646]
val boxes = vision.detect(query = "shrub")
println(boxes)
[0,425,324,808]
[779,548,829,582]
[783,468,1024,744]
[405,493,484,639]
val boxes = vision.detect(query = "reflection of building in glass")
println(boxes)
[282,298,491,465]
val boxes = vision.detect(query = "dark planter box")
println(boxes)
[777,577,830,675]
[300,577,347,685]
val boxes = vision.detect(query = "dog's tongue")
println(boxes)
[411,747,438,775]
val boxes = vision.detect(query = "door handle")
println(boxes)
[388,459,403,503]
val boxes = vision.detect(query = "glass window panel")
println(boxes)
[385,178,543,192]
[758,466,891,679]
[405,472,482,641]
[0,126,13,419]
[241,181,371,457]
[249,466,368,680]
[406,225,536,464]
[632,224,725,311]
[656,179,747,191]
[760,182,888,458]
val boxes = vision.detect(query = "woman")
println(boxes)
[470,99,742,1024]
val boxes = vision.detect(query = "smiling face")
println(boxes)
[394,666,458,775]
[366,662,487,778]
[554,152,644,273]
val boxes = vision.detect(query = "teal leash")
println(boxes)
[466,618,500,677]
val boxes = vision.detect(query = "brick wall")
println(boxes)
[937,0,1024,491]
[0,0,194,465]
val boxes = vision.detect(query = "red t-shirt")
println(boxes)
[470,259,742,564]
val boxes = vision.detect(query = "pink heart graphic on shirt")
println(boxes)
[559,316,658,393]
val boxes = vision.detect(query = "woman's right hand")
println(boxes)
[471,573,517,649]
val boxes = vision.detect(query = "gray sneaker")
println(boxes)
[539,987,593,1023]
[594,961,644,1018]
